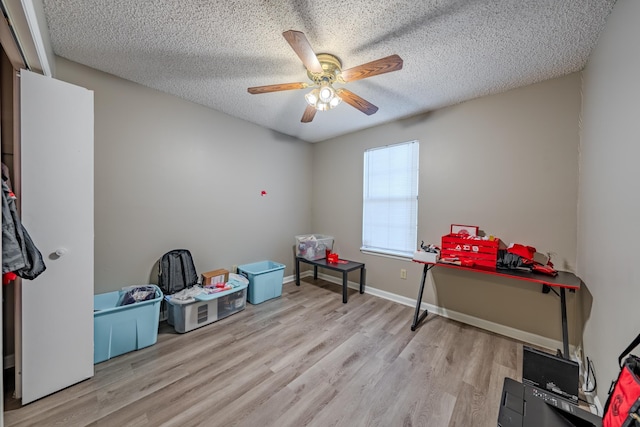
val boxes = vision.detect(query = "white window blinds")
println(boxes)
[362,140,419,258]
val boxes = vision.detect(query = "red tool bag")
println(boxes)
[603,333,640,426]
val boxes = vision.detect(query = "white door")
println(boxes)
[19,69,94,404]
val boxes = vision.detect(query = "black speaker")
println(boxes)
[522,346,580,404]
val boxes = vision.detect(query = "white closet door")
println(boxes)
[19,69,94,404]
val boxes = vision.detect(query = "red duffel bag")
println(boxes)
[603,333,640,426]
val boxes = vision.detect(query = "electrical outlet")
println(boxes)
[400,269,407,279]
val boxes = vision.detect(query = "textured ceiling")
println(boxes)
[41,0,616,143]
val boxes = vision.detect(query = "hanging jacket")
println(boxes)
[2,181,26,273]
[1,181,46,279]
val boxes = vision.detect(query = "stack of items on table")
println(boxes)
[496,243,557,276]
[295,234,334,261]
[439,224,501,270]
[412,241,441,263]
[295,233,348,263]
[158,249,248,333]
[413,224,558,276]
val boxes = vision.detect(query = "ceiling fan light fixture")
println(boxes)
[305,89,319,106]
[305,81,341,111]
[249,32,402,123]
[316,101,330,111]
[318,84,334,103]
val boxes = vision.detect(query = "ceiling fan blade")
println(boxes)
[282,30,323,74]
[341,54,403,82]
[247,82,308,94]
[336,89,379,115]
[301,105,316,123]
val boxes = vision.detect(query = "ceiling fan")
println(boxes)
[248,30,403,123]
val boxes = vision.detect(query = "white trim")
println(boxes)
[580,387,603,416]
[360,249,413,261]
[593,396,603,416]
[19,0,51,76]
[283,273,297,284]
[14,279,22,399]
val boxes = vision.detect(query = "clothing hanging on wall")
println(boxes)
[1,166,46,282]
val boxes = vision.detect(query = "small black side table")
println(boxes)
[295,256,366,303]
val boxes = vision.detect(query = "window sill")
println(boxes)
[360,248,413,261]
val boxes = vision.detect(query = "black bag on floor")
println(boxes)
[158,249,198,295]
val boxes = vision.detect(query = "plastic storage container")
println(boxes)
[94,285,163,364]
[237,260,285,304]
[295,234,334,260]
[441,234,500,270]
[166,284,247,333]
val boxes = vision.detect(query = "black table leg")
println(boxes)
[342,272,348,303]
[560,287,569,359]
[294,257,365,303]
[411,264,433,331]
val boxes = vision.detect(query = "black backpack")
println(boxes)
[158,249,198,295]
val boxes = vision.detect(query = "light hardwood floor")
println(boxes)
[4,278,523,427]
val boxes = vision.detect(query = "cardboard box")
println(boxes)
[201,269,229,287]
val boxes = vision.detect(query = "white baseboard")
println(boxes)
[301,271,571,354]
[580,390,603,416]
[593,396,603,416]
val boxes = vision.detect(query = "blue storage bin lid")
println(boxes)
[237,260,285,275]
[193,282,248,301]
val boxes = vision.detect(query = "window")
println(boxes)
[362,140,419,258]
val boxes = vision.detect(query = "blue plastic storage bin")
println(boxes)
[237,261,285,304]
[94,285,163,364]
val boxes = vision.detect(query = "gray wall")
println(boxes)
[55,58,313,293]
[312,73,582,348]
[579,0,640,404]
